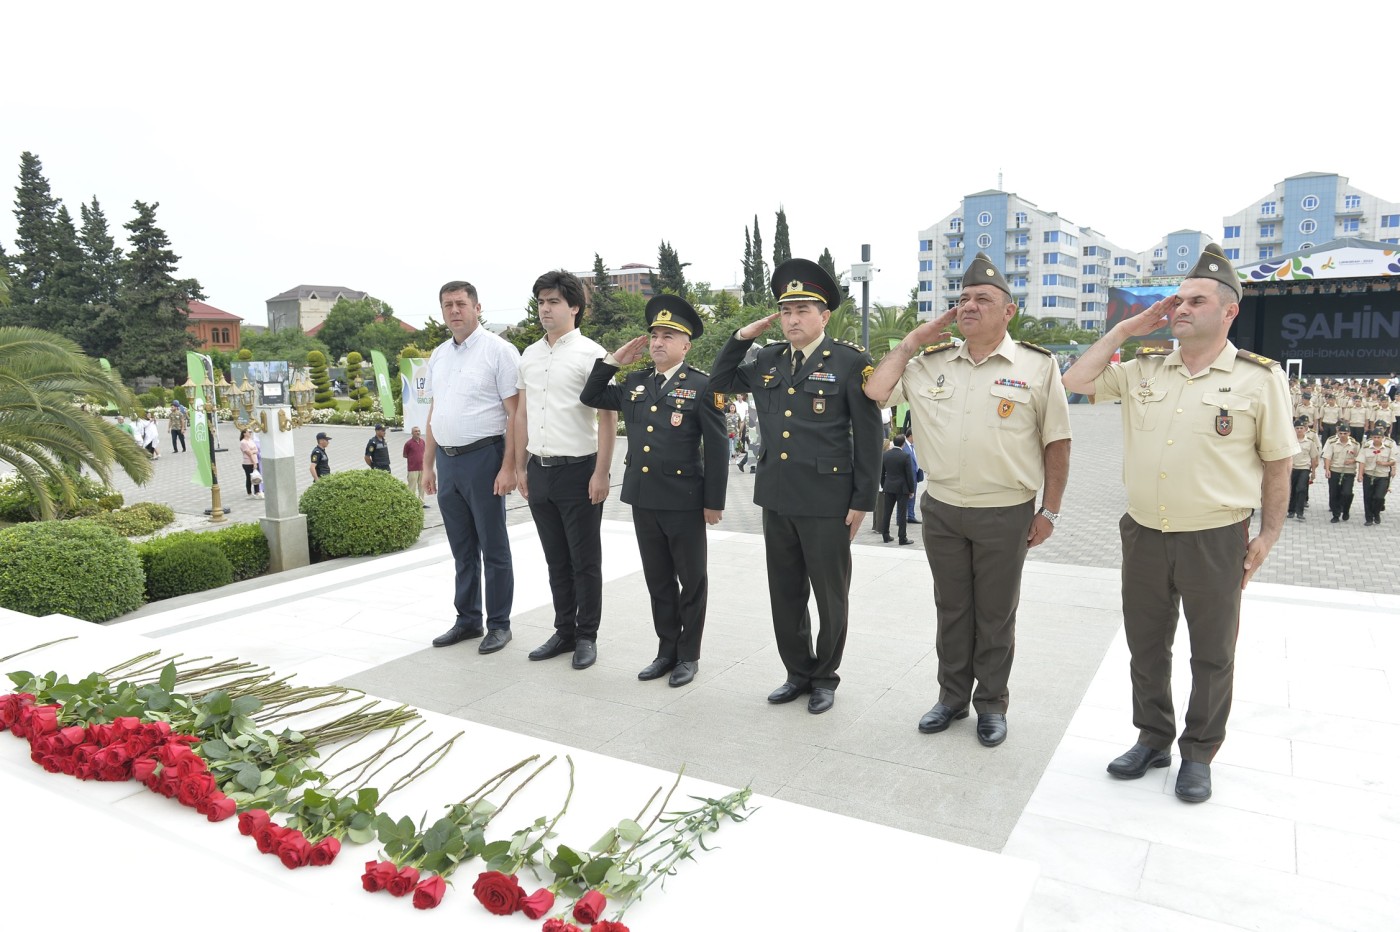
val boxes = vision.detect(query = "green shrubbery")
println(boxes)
[0,521,145,622]
[86,502,175,537]
[137,532,234,601]
[0,474,123,523]
[300,468,423,558]
[309,350,335,409]
[212,522,271,581]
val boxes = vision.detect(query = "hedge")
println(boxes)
[137,532,234,601]
[0,521,145,622]
[300,468,424,558]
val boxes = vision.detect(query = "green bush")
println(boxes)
[0,521,145,622]
[346,351,373,412]
[309,350,335,409]
[211,523,271,581]
[0,473,124,523]
[137,532,234,601]
[300,468,424,559]
[86,502,175,537]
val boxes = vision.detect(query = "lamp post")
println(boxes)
[851,244,875,348]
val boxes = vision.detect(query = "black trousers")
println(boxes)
[242,463,261,494]
[633,506,707,662]
[527,455,603,641]
[761,510,852,691]
[1287,468,1310,514]
[879,490,910,540]
[1362,475,1390,522]
[437,441,513,631]
[170,429,187,452]
[1319,423,1337,446]
[1328,472,1356,518]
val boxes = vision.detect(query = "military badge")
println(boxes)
[671,411,683,427]
[861,364,874,389]
[997,399,1015,418]
[813,398,826,414]
[713,393,724,410]
[1215,412,1233,436]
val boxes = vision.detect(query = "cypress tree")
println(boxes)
[115,200,203,379]
[773,206,792,267]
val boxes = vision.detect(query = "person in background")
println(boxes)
[168,401,188,453]
[403,425,427,507]
[239,428,263,498]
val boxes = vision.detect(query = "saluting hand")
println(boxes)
[737,312,780,341]
[610,335,649,367]
[1120,295,1179,337]
[904,309,957,350]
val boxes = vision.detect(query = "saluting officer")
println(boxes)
[309,431,332,481]
[579,295,727,687]
[364,424,392,471]
[709,258,882,714]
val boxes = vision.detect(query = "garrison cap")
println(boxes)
[965,251,1012,297]
[645,294,703,339]
[772,258,840,308]
[1186,243,1243,301]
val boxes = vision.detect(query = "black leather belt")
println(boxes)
[530,453,595,467]
[440,435,503,456]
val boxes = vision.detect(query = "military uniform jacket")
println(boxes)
[1360,439,1397,478]
[1291,435,1321,469]
[365,436,391,469]
[709,331,881,516]
[1322,435,1359,473]
[580,359,727,512]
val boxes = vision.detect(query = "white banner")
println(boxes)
[401,357,432,433]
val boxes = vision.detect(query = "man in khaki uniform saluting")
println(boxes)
[865,252,1071,747]
[1062,243,1297,803]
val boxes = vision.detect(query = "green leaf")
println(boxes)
[234,763,262,792]
[356,787,379,811]
[229,695,262,717]
[346,825,376,845]
[6,671,33,688]
[159,661,177,693]
[204,691,231,717]
[302,788,328,810]
[581,857,613,887]
[617,818,644,844]
[589,829,618,853]
[481,839,511,861]
[554,845,584,868]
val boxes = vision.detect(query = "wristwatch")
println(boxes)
[1038,507,1060,526]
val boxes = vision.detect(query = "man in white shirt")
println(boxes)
[423,280,521,655]
[515,270,617,670]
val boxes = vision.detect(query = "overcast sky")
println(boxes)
[4,1,1393,330]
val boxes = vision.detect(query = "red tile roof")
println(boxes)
[185,300,243,321]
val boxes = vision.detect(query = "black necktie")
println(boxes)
[792,350,805,375]
[654,373,666,394]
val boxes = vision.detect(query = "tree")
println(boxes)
[0,327,152,519]
[317,297,386,361]
[307,350,335,408]
[4,152,59,327]
[79,197,122,307]
[418,317,451,349]
[649,241,690,296]
[773,206,792,267]
[239,327,330,367]
[742,227,755,305]
[345,351,372,411]
[750,216,767,303]
[42,205,95,346]
[819,248,838,285]
[504,296,542,353]
[588,253,630,335]
[113,201,203,380]
[355,319,416,360]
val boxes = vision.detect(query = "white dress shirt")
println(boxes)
[425,325,520,446]
[517,329,607,457]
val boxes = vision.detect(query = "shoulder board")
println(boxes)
[1018,341,1052,356]
[1237,351,1279,368]
[687,366,710,376]
[921,341,956,355]
[1135,346,1168,356]
[834,339,867,353]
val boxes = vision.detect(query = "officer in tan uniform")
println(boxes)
[1319,392,1341,446]
[1322,426,1360,522]
[1359,423,1396,526]
[1286,417,1320,520]
[1294,392,1317,426]
[865,252,1072,747]
[1062,243,1297,803]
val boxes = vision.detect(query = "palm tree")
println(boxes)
[0,327,152,519]
[868,303,920,360]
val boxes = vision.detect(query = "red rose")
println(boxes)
[88,722,116,745]
[277,831,313,869]
[92,744,132,771]
[542,920,583,932]
[472,870,525,915]
[387,865,420,897]
[573,889,607,924]
[173,754,209,777]
[56,724,87,748]
[361,860,397,893]
[27,704,60,736]
[0,693,34,729]
[237,809,272,836]
[254,824,286,854]
[412,874,447,910]
[593,921,631,932]
[204,794,237,822]
[176,772,218,808]
[308,837,340,866]
[520,888,555,919]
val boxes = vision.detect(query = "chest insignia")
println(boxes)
[1215,413,1234,437]
[994,378,1028,389]
[671,411,684,427]
[997,399,1015,418]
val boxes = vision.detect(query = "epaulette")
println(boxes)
[1018,341,1052,356]
[685,366,709,376]
[1237,350,1279,368]
[1136,346,1169,357]
[834,339,867,353]
[921,341,956,355]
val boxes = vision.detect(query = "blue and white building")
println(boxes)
[1221,172,1400,264]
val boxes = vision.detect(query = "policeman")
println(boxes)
[1321,425,1360,522]
[310,431,332,481]
[364,424,392,471]
[579,295,727,687]
[709,258,883,714]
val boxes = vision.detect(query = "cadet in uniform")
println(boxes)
[364,423,392,471]
[1319,392,1341,446]
[309,431,331,481]
[1359,423,1396,525]
[579,295,727,687]
[865,251,1072,747]
[1286,417,1320,520]
[1322,426,1360,522]
[709,258,882,714]
[1062,243,1297,803]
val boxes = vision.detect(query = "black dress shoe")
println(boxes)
[917,703,969,734]
[1331,515,1340,523]
[528,633,575,661]
[1175,761,1212,802]
[637,658,677,681]
[668,661,698,687]
[1106,742,1171,778]
[478,629,511,654]
[571,639,597,670]
[767,681,810,704]
[899,538,913,545]
[432,625,484,648]
[882,534,893,542]
[808,687,835,714]
[907,517,921,525]
[976,713,1008,747]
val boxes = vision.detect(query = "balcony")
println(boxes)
[1006,240,1031,253]
[1336,206,1364,218]
[1258,212,1282,223]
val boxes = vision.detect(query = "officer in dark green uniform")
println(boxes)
[364,424,391,471]
[580,295,728,687]
[310,431,331,481]
[709,258,882,714]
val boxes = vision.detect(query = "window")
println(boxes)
[1224,248,1240,260]
[1176,261,1189,272]
[1301,195,1319,211]
[1259,224,1275,238]
[977,211,992,226]
[1153,247,1164,258]
[949,238,962,249]
[1012,256,1028,269]
[1010,276,1028,288]
[1261,201,1277,216]
[919,239,933,251]
[1224,225,1241,238]
[1043,252,1060,264]
[949,218,963,232]
[919,280,933,292]
[1013,211,1028,226]
[1043,230,1059,243]
[1341,218,1360,233]
[1299,219,1317,234]
[948,259,962,271]
[1176,245,1190,256]
[1299,242,1314,251]
[1082,283,1098,293]
[1114,256,1136,268]
[947,279,962,291]
[1382,238,1400,245]
[1345,194,1361,209]
[1382,215,1400,228]
[1041,274,1077,288]
[1152,263,1165,274]
[919,259,933,272]
[1083,264,1098,275]
[1013,234,1030,247]
[918,300,933,314]
[976,233,992,248]
[1082,245,1099,256]
[1258,247,1275,259]
[1040,296,1075,309]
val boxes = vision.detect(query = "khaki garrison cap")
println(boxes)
[965,251,1012,297]
[1186,243,1243,301]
